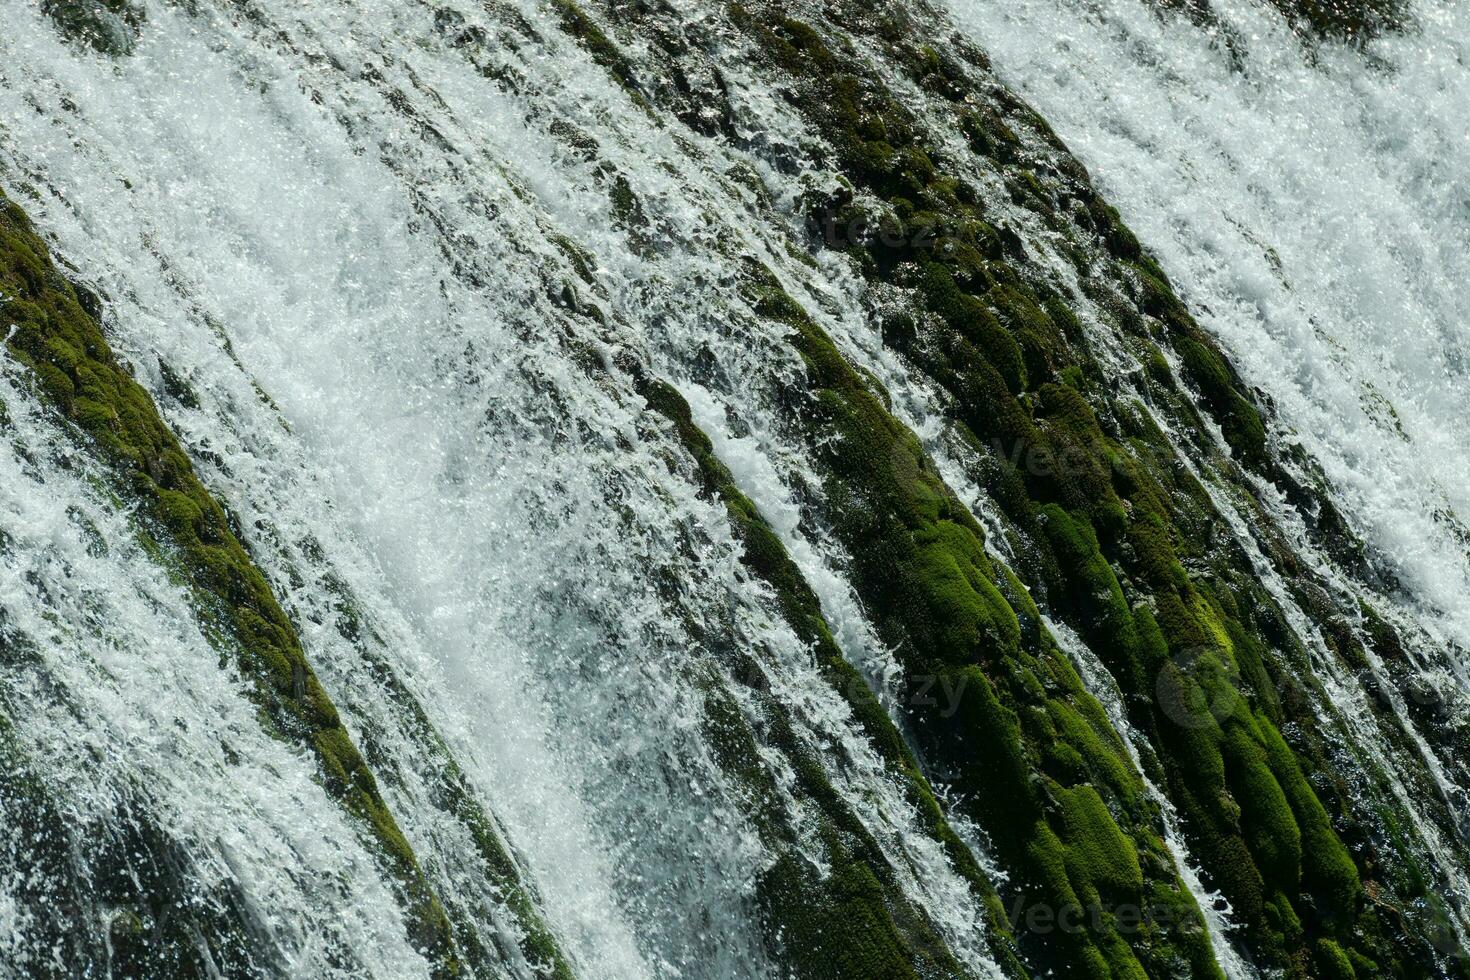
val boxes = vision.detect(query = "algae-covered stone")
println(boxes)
[565,0,1468,973]
[641,375,1021,978]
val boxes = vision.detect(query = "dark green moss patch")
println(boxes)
[655,4,1461,970]
[1268,0,1403,40]
[731,257,1221,980]
[640,375,1023,978]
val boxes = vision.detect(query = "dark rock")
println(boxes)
[41,0,143,57]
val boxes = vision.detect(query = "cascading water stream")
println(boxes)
[945,0,1470,688]
[0,366,432,978]
[3,0,1469,975]
[942,0,1470,947]
[0,1,1017,975]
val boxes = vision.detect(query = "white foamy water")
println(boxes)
[3,0,1468,973]
[941,0,1470,945]
[0,366,432,979]
[946,0,1470,673]
[0,0,1010,975]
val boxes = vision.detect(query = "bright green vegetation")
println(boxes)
[709,3,1460,976]
[641,377,1020,978]
[565,0,1467,975]
[735,258,1221,980]
[0,191,465,977]
[8,0,1449,974]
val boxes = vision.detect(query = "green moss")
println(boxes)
[732,257,1219,978]
[912,520,1023,665]
[641,376,1024,976]
[1257,718,1361,924]
[919,265,1027,393]
[0,191,463,977]
[674,6,1432,969]
[1049,700,1136,802]
[988,283,1064,385]
[1058,784,1144,898]
[550,0,647,104]
[549,233,600,286]
[1315,938,1357,980]
[1174,335,1267,466]
[608,173,645,228]
[1127,513,1189,591]
[959,105,1020,160]
[1265,0,1403,39]
[758,831,954,980]
[1039,505,1146,692]
[1222,723,1302,891]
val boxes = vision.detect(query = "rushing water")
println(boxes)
[2,0,1468,975]
[0,365,433,977]
[0,1,1008,975]
[943,0,1470,945]
[947,0,1470,678]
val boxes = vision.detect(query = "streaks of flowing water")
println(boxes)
[0,365,431,979]
[946,0,1470,681]
[5,0,1469,973]
[0,0,1006,974]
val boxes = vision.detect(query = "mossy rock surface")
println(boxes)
[641,376,1016,978]
[0,190,465,978]
[560,0,1469,975]
[713,2,1460,973]
[731,256,1220,980]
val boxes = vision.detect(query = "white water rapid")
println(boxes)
[2,0,1467,976]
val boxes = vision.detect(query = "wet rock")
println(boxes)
[42,0,144,57]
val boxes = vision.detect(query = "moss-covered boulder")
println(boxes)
[557,0,1468,974]
[641,376,1019,978]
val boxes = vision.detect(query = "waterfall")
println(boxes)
[3,0,1467,976]
[947,0,1470,713]
[946,0,1470,942]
